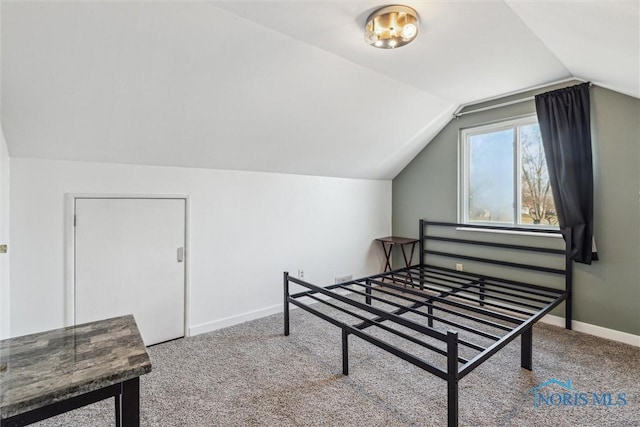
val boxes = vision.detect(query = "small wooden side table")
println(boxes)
[375,236,419,274]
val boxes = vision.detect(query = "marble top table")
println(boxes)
[0,315,151,426]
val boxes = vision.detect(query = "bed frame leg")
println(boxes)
[419,219,425,290]
[478,279,485,307]
[427,300,434,328]
[342,329,349,376]
[521,327,533,370]
[447,331,459,427]
[284,272,290,336]
[365,280,372,305]
[565,277,573,330]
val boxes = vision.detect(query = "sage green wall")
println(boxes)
[392,84,640,336]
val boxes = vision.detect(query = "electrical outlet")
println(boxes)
[297,269,304,279]
[456,263,463,271]
[335,275,353,284]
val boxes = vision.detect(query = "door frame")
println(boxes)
[64,193,191,338]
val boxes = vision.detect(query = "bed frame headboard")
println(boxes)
[418,220,573,329]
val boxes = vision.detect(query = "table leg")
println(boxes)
[382,243,393,271]
[379,241,393,281]
[120,377,140,427]
[115,394,121,427]
[400,242,417,287]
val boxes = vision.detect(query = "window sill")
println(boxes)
[456,226,562,238]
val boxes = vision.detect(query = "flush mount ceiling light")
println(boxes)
[364,5,419,49]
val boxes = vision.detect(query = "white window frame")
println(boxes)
[458,115,559,231]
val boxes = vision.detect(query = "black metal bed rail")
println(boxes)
[425,235,566,255]
[352,278,514,332]
[412,264,564,297]
[343,283,503,342]
[408,265,565,299]
[285,261,567,362]
[288,262,426,299]
[287,274,448,342]
[401,267,560,305]
[381,271,547,314]
[419,220,573,330]
[284,272,453,379]
[424,250,565,275]
[366,275,526,325]
[283,267,566,427]
[337,283,493,351]
[389,271,554,316]
[284,271,463,426]
[283,220,573,427]
[304,293,470,364]
[458,291,567,379]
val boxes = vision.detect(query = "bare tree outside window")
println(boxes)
[520,124,558,225]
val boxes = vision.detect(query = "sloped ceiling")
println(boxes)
[1,1,638,180]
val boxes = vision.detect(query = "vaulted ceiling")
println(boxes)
[1,1,638,179]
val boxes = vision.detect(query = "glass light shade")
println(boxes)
[401,23,417,39]
[364,5,419,49]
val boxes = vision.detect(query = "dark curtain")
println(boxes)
[535,82,596,264]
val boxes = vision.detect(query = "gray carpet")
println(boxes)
[33,300,639,426]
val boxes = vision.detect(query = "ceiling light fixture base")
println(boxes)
[364,5,419,49]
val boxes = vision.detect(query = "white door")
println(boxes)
[75,198,186,345]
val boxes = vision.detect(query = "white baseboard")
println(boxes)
[188,288,354,337]
[541,314,640,347]
[189,304,283,336]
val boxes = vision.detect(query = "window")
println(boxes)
[459,116,558,228]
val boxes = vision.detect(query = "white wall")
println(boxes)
[0,127,10,338]
[0,1,10,340]
[10,158,391,337]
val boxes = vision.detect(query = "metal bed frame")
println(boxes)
[283,220,573,427]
